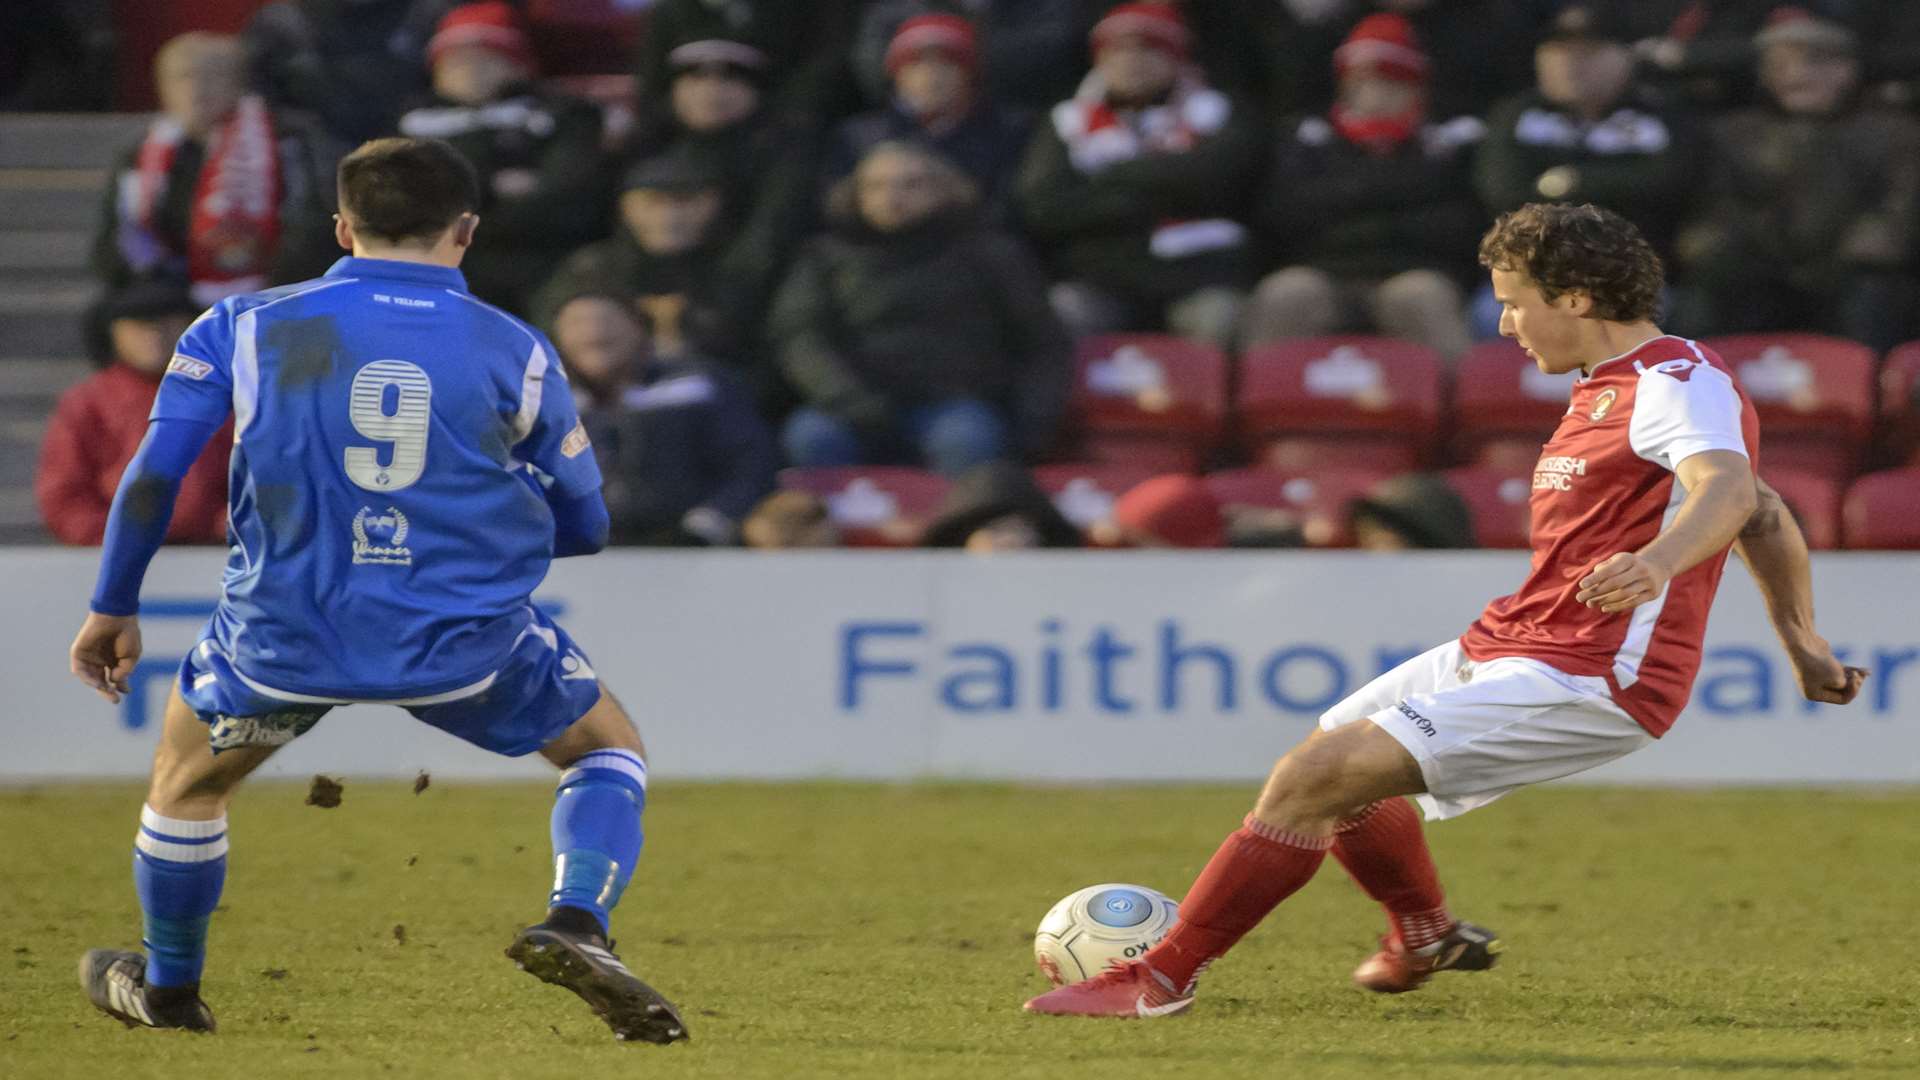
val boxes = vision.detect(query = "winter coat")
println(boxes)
[583,358,778,545]
[827,100,1033,219]
[243,0,450,144]
[1260,113,1486,282]
[1475,88,1700,256]
[1679,102,1920,290]
[90,108,341,298]
[528,233,748,366]
[398,86,610,313]
[770,209,1072,455]
[1014,76,1260,302]
[37,364,232,546]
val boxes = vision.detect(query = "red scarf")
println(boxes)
[1052,70,1246,259]
[1330,102,1424,154]
[121,95,282,303]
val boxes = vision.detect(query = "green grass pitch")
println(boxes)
[3,781,1917,1079]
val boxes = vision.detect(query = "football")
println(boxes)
[1033,883,1180,986]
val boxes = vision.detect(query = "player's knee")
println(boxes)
[1253,742,1349,823]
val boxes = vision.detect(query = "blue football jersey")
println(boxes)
[154,257,603,700]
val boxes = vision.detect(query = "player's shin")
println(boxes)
[547,750,648,936]
[131,805,228,993]
[1144,815,1332,993]
[1332,798,1453,949]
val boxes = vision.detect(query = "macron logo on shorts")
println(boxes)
[1396,702,1438,737]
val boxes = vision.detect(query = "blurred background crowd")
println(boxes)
[6,0,1920,553]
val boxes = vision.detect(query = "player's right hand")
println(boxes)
[70,612,143,704]
[1785,633,1868,705]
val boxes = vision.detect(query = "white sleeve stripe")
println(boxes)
[511,341,547,446]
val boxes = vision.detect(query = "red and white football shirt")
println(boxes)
[1460,335,1760,736]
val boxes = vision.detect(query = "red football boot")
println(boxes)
[1352,921,1501,993]
[1023,961,1195,1018]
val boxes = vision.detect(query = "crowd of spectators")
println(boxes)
[31,0,1920,550]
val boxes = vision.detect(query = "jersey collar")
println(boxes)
[1577,333,1680,382]
[326,256,468,291]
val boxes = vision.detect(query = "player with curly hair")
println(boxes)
[1026,202,1870,1019]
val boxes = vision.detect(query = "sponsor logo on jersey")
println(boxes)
[166,354,214,380]
[1533,455,1588,492]
[1588,388,1618,421]
[559,419,591,459]
[352,505,413,566]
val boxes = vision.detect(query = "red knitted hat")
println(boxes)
[1334,13,1429,83]
[1114,474,1225,549]
[1091,3,1190,59]
[886,14,979,76]
[429,2,535,72]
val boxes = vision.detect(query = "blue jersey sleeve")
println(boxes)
[513,334,602,501]
[151,302,237,426]
[90,417,224,615]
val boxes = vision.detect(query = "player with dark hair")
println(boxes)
[69,136,689,1044]
[1026,202,1869,1019]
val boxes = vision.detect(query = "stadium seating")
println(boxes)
[1032,464,1162,540]
[1841,467,1920,549]
[1704,334,1876,478]
[777,467,950,548]
[1451,339,1574,470]
[1440,465,1533,549]
[1069,334,1228,471]
[1238,336,1444,472]
[1878,341,1920,467]
[1762,468,1843,551]
[1203,466,1391,547]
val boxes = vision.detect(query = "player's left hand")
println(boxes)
[1577,552,1669,614]
[70,612,142,704]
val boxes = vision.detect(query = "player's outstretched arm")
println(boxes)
[71,416,221,702]
[1732,478,1868,705]
[1578,449,1757,615]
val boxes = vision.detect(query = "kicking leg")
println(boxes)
[83,689,280,1031]
[1025,720,1421,1017]
[506,685,687,1044]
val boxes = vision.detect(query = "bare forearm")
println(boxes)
[1637,472,1757,583]
[1733,481,1818,648]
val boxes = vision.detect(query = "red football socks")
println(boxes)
[1145,815,1332,992]
[1331,797,1453,950]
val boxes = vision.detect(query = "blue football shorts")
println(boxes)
[176,607,602,757]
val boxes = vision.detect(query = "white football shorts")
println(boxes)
[1319,639,1653,820]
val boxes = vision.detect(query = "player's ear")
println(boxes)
[453,213,479,249]
[1559,289,1595,318]
[332,213,353,252]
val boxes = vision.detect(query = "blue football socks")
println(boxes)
[132,805,228,988]
[548,749,648,934]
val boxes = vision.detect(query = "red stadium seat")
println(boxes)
[1203,467,1391,547]
[1451,339,1575,466]
[1032,464,1163,538]
[1238,336,1445,472]
[1069,335,1228,468]
[1440,465,1533,549]
[1760,468,1843,551]
[1878,341,1920,467]
[777,467,950,547]
[1841,467,1920,549]
[1705,334,1877,477]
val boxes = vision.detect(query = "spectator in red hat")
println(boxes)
[1016,2,1261,351]
[38,280,232,546]
[1357,0,1538,120]
[395,2,609,314]
[1674,6,1920,353]
[851,1,1088,113]
[827,13,1034,218]
[1241,12,1481,359]
[1098,473,1225,548]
